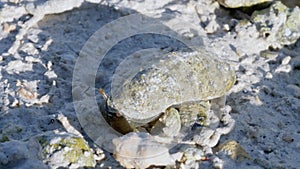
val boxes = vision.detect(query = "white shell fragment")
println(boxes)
[111,48,236,124]
[112,132,182,169]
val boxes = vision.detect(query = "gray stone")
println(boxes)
[108,48,236,125]
[218,0,272,8]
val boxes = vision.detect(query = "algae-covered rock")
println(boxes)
[218,0,272,8]
[251,1,300,48]
[36,131,97,168]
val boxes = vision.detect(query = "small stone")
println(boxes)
[275,65,292,73]
[10,99,20,108]
[205,20,220,34]
[20,43,39,55]
[262,86,272,94]
[223,24,230,31]
[284,28,292,36]
[212,156,224,169]
[44,70,58,79]
[254,95,263,105]
[265,72,273,79]
[107,49,236,126]
[41,39,53,51]
[281,56,291,65]
[217,0,272,8]
[260,50,278,59]
[2,23,16,33]
[282,135,294,143]
[25,56,42,63]
[217,140,250,161]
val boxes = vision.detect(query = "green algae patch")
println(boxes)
[36,132,96,168]
[60,137,93,165]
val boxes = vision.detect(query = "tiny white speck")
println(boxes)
[285,28,291,37]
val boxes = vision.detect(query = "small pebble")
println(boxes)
[282,135,294,143]
[84,151,91,157]
[281,56,291,65]
[254,95,263,105]
[2,23,16,33]
[212,156,224,169]
[223,24,230,31]
[20,43,39,55]
[205,20,220,34]
[284,28,291,36]
[217,140,250,161]
[275,65,292,73]
[265,72,273,79]
[25,56,41,63]
[262,85,272,95]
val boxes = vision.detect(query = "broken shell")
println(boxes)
[110,48,236,125]
[113,132,182,169]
